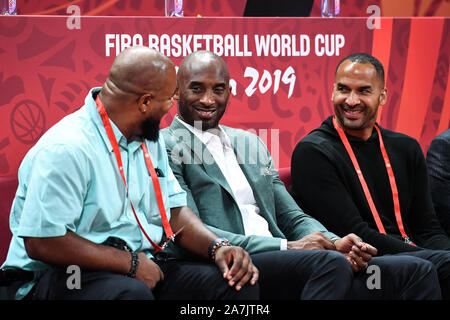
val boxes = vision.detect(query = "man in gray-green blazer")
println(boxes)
[161,50,441,300]
[163,115,338,254]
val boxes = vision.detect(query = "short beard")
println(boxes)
[142,118,160,142]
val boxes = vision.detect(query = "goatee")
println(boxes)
[142,118,160,142]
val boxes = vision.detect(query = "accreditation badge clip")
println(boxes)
[160,226,185,249]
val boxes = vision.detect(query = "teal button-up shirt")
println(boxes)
[2,88,187,299]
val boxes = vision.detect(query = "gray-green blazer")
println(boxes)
[161,116,337,255]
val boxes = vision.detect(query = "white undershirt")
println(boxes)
[178,117,287,250]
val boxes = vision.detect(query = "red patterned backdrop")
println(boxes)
[15,0,450,17]
[18,0,246,16]
[1,15,449,175]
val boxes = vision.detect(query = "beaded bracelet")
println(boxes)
[208,238,232,260]
[126,252,139,278]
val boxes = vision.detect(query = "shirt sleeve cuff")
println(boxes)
[168,193,187,208]
[280,239,288,250]
[17,225,68,238]
[331,237,340,243]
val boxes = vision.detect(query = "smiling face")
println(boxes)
[177,52,231,131]
[332,60,387,140]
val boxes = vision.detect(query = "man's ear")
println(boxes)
[138,93,152,113]
[173,87,180,101]
[331,83,337,101]
[379,87,387,106]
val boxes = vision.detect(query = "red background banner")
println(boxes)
[0,15,449,175]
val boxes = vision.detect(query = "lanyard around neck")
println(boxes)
[332,117,414,245]
[95,96,176,252]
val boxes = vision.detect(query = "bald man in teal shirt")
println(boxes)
[1,47,259,300]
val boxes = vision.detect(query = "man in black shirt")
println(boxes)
[427,129,450,236]
[291,53,450,299]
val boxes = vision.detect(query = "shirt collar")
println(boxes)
[346,126,379,143]
[176,115,232,148]
[87,87,140,153]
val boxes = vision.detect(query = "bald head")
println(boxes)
[108,46,175,96]
[177,50,229,87]
[98,47,177,141]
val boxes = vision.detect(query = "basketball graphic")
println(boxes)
[10,100,46,145]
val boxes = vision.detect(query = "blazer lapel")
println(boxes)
[169,117,236,199]
[223,126,260,185]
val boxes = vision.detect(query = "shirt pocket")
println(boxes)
[142,176,170,223]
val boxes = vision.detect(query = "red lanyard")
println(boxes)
[332,117,414,245]
[95,96,176,252]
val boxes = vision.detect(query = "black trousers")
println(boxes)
[29,251,355,300]
[20,250,444,300]
[352,255,441,299]
[251,250,352,299]
[393,249,450,299]
[250,250,441,300]
[30,260,259,300]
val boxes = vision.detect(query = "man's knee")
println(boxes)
[155,261,259,300]
[222,281,260,300]
[34,269,155,300]
[115,277,154,300]
[373,255,436,276]
[318,250,353,275]
[200,267,259,300]
[73,272,155,300]
[367,255,441,300]
[302,250,352,299]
